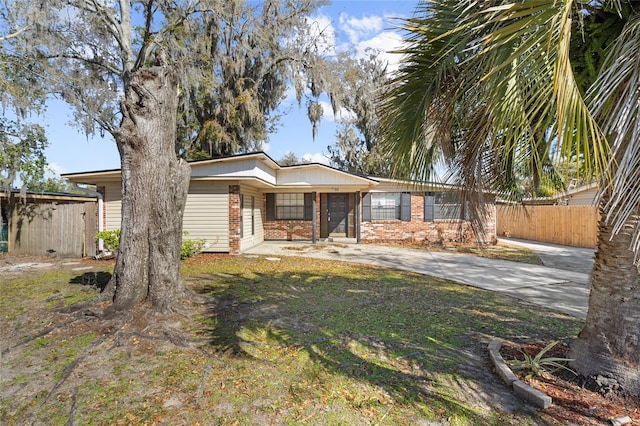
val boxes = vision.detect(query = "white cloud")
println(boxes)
[319,101,334,121]
[46,162,66,178]
[280,85,301,107]
[302,152,330,165]
[317,100,356,123]
[339,14,384,44]
[306,14,337,57]
[335,107,356,121]
[332,11,407,74]
[354,31,405,73]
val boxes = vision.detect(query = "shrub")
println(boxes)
[180,232,206,259]
[96,229,205,259]
[96,229,121,252]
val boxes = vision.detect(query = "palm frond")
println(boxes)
[380,0,610,238]
[589,13,640,261]
[380,0,473,182]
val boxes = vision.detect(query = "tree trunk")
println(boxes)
[569,209,640,395]
[106,63,191,313]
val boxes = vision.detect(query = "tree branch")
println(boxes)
[0,24,31,42]
[133,0,156,70]
[42,52,122,76]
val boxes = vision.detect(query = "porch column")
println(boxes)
[355,191,361,243]
[312,191,317,244]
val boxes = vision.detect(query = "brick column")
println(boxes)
[228,185,241,255]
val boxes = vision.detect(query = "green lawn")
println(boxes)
[0,254,579,425]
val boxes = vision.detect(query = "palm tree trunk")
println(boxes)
[105,62,191,313]
[569,208,640,395]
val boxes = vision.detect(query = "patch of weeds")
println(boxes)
[1,269,104,319]
[37,401,71,425]
[11,375,29,384]
[33,337,50,348]
[77,376,162,425]
[75,333,97,347]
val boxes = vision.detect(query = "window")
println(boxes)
[425,192,463,220]
[266,193,313,220]
[362,192,411,221]
[372,193,400,219]
[276,193,304,219]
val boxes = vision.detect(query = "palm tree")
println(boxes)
[380,0,640,395]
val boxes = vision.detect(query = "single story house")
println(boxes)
[63,152,497,255]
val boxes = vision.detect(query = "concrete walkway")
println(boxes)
[245,239,596,319]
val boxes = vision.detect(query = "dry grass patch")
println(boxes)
[382,241,543,265]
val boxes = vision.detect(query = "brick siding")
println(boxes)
[263,192,320,240]
[361,192,496,245]
[260,191,496,245]
[264,220,315,240]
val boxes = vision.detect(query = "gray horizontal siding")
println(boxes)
[103,182,122,231]
[239,187,265,252]
[100,180,229,252]
[184,182,229,252]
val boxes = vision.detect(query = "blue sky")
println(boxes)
[42,1,419,176]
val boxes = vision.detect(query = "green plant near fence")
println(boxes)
[96,230,205,259]
[96,230,121,252]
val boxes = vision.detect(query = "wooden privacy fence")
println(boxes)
[497,205,599,248]
[9,201,97,257]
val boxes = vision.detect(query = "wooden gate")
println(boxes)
[9,201,97,257]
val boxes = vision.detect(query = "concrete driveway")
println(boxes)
[245,238,595,319]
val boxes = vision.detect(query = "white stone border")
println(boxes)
[488,339,552,409]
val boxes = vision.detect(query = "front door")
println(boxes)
[327,193,348,236]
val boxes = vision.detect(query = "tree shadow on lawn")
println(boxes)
[69,271,112,292]
[193,261,581,423]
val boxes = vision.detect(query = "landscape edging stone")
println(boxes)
[488,339,553,409]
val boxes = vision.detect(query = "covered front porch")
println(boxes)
[320,192,359,240]
[262,191,363,243]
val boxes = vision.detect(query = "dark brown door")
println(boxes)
[327,194,348,235]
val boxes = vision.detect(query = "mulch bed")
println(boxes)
[500,341,640,425]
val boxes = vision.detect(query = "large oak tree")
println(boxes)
[326,50,391,176]
[3,0,327,313]
[0,5,48,194]
[176,0,329,159]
